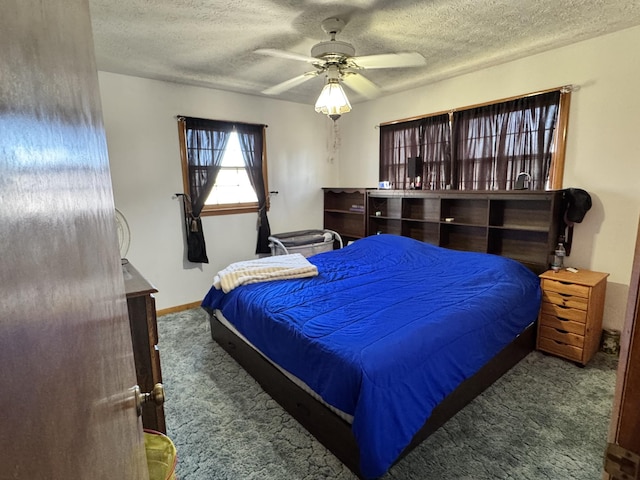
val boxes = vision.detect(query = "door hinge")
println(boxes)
[605,443,640,480]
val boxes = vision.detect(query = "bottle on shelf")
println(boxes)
[551,237,566,272]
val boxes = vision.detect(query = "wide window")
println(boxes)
[379,88,571,191]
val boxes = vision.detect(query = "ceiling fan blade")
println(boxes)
[341,72,382,99]
[255,48,318,64]
[350,52,426,69]
[261,71,319,95]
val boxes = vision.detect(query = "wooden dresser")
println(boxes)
[123,261,165,433]
[537,268,609,365]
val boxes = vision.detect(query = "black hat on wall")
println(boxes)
[564,188,592,225]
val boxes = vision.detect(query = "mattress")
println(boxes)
[214,308,354,423]
[202,234,541,478]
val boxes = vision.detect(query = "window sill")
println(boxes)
[200,203,259,216]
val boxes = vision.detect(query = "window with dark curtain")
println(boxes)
[177,116,271,255]
[452,91,560,190]
[379,89,567,191]
[379,114,450,190]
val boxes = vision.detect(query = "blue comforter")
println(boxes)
[202,234,541,478]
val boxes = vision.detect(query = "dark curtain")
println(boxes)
[379,114,450,190]
[380,119,421,190]
[184,117,231,216]
[236,124,272,254]
[176,193,209,263]
[421,114,451,190]
[177,117,232,263]
[452,91,560,190]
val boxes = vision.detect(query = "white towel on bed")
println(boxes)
[213,253,318,293]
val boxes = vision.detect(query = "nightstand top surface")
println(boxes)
[539,268,609,286]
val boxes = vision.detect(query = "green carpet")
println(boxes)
[158,308,617,479]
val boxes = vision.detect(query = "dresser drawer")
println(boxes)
[539,325,585,348]
[542,278,591,298]
[542,290,588,310]
[538,314,586,335]
[540,302,588,323]
[538,337,584,363]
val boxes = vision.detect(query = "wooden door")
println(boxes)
[0,1,148,478]
[606,218,640,477]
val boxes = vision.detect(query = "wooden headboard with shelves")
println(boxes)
[366,190,563,274]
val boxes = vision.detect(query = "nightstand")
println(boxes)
[536,268,609,365]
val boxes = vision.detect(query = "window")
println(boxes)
[379,114,450,190]
[379,88,571,191]
[177,116,269,217]
[452,91,560,190]
[177,116,272,254]
[205,131,259,206]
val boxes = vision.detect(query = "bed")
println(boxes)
[201,234,541,479]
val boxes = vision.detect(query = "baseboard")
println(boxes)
[157,301,201,316]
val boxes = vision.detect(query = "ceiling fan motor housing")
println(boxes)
[311,40,356,60]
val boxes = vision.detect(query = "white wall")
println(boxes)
[99,72,338,310]
[337,25,640,331]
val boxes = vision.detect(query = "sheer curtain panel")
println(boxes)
[236,124,271,254]
[452,91,560,190]
[379,114,450,190]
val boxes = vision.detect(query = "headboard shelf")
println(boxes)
[367,190,563,274]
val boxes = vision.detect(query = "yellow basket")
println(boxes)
[144,429,177,480]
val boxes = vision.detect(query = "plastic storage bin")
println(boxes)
[268,229,343,257]
[144,429,177,480]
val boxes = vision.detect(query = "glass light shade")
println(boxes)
[314,79,352,120]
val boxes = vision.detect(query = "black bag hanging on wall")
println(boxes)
[176,193,209,263]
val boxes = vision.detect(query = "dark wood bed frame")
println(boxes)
[208,311,536,479]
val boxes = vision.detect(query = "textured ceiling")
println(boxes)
[89,0,640,105]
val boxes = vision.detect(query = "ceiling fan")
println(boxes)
[257,17,426,119]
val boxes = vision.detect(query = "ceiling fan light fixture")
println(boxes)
[315,77,351,121]
[258,17,423,112]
